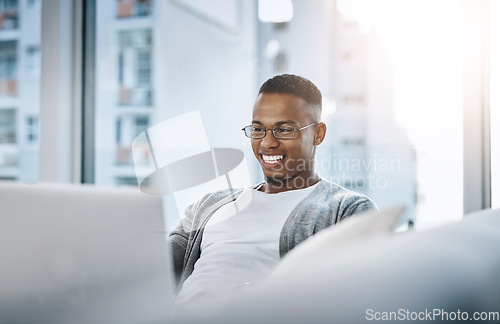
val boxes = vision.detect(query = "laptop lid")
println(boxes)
[0,181,174,324]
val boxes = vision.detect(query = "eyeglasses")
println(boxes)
[242,122,318,139]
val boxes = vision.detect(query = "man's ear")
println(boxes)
[314,122,327,145]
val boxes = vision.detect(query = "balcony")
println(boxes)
[0,10,18,30]
[117,0,152,19]
[116,145,132,165]
[116,142,152,166]
[119,86,152,106]
[0,146,18,167]
[0,79,17,95]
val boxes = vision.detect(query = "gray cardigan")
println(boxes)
[168,179,377,285]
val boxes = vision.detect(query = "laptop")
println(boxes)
[0,181,175,324]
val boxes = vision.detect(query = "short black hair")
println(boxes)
[258,74,322,114]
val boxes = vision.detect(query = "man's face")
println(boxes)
[251,93,323,189]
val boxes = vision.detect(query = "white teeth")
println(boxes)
[262,155,284,164]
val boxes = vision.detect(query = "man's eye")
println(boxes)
[252,127,265,132]
[277,128,293,133]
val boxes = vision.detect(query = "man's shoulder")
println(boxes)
[315,178,377,210]
[316,178,365,197]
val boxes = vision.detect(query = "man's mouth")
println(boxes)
[261,154,285,167]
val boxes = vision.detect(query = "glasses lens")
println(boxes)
[243,126,251,137]
[274,126,296,139]
[244,126,265,138]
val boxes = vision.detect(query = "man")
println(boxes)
[168,74,377,304]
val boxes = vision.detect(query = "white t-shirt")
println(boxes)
[175,183,319,304]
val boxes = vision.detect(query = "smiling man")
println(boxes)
[169,74,377,306]
[249,78,324,193]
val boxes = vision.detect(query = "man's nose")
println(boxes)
[260,130,279,148]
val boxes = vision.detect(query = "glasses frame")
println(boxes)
[242,122,318,139]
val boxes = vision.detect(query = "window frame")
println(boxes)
[463,0,492,213]
[39,0,84,182]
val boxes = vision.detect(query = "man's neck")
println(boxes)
[261,174,320,194]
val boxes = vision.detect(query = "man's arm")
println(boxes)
[165,192,214,285]
[167,188,245,285]
[167,226,189,284]
[350,198,378,214]
[339,197,378,222]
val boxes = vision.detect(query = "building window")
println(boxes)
[115,117,122,144]
[115,115,149,164]
[25,46,41,78]
[115,176,138,186]
[0,0,19,29]
[26,116,38,144]
[134,115,148,135]
[0,41,17,96]
[116,0,152,19]
[26,0,40,10]
[136,50,151,86]
[117,29,153,106]
[0,108,16,144]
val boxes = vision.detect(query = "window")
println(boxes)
[115,176,138,186]
[26,116,38,144]
[0,1,40,182]
[0,0,18,30]
[0,108,15,144]
[0,109,17,174]
[25,46,41,78]
[117,30,152,106]
[0,41,17,96]
[115,115,149,165]
[88,0,494,229]
[26,0,40,10]
[136,50,151,86]
[134,115,148,134]
[116,0,152,19]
